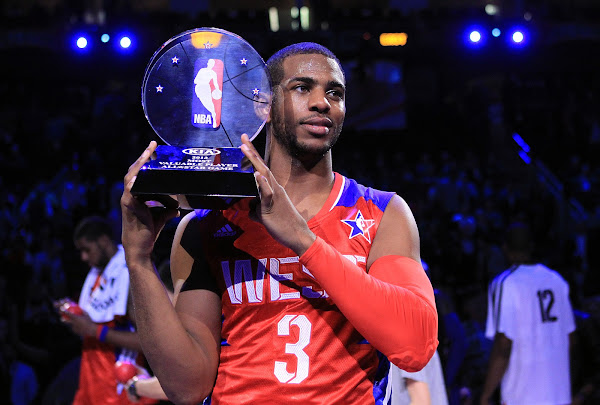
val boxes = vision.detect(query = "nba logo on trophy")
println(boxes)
[192,58,224,129]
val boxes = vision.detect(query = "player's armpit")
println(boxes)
[299,238,438,372]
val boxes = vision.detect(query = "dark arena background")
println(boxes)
[2,0,600,404]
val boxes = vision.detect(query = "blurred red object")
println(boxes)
[115,361,138,383]
[60,300,83,320]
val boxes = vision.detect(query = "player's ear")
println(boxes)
[253,91,271,123]
[98,234,113,250]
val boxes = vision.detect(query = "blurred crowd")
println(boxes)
[2,30,600,404]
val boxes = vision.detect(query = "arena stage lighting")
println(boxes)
[464,25,486,48]
[512,31,524,43]
[76,36,88,49]
[469,30,482,43]
[119,36,132,49]
[71,33,92,53]
[507,27,528,47]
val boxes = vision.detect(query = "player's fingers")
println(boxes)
[125,141,157,185]
[254,172,274,212]
[240,134,271,178]
[124,175,137,194]
[53,299,66,309]
[152,206,180,237]
[60,310,74,321]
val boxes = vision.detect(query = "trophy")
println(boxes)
[131,28,271,209]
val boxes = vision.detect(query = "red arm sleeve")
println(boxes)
[299,237,438,371]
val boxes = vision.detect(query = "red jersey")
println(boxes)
[74,334,137,405]
[181,173,395,404]
[74,246,140,405]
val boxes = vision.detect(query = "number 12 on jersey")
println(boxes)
[537,289,558,323]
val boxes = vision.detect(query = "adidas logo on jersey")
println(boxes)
[214,224,236,238]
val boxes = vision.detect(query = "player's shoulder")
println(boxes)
[501,263,568,290]
[179,208,231,231]
[336,173,396,213]
[489,265,519,290]
[178,201,251,252]
[176,209,220,255]
[534,263,570,285]
[176,209,212,236]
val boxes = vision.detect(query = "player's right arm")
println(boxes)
[480,332,512,405]
[121,143,221,404]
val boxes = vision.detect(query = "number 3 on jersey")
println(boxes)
[274,314,312,384]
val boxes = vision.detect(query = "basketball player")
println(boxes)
[388,350,449,405]
[61,216,143,404]
[121,42,438,404]
[480,222,576,405]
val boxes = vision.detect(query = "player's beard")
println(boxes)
[271,113,343,159]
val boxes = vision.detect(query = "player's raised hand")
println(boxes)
[121,141,179,265]
[240,134,315,256]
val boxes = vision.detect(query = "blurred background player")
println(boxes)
[480,221,576,405]
[57,215,144,405]
[389,349,449,405]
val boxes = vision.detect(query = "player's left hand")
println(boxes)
[240,134,316,256]
[121,141,180,266]
[60,309,95,338]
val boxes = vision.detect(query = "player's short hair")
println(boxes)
[266,42,345,86]
[504,221,534,253]
[73,216,113,242]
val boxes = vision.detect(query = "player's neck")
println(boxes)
[268,142,335,221]
[508,252,533,265]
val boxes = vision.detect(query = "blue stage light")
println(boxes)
[76,36,88,49]
[101,34,110,43]
[505,27,529,47]
[512,30,524,43]
[518,150,531,165]
[492,28,501,37]
[119,36,132,49]
[464,26,486,48]
[512,133,530,153]
[469,30,482,43]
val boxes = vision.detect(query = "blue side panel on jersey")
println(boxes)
[373,352,391,405]
[336,176,395,213]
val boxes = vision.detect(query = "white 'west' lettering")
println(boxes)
[270,257,301,301]
[221,255,366,305]
[222,259,266,304]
